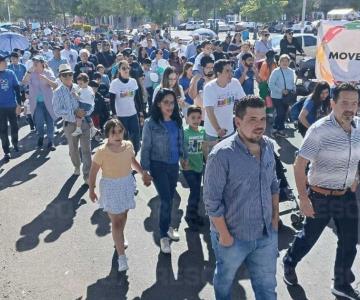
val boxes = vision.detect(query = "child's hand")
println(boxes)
[89,190,98,202]
[142,171,153,187]
[181,159,189,170]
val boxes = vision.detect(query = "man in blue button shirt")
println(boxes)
[204,95,279,300]
[234,53,260,95]
[0,55,22,163]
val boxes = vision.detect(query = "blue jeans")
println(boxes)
[33,102,54,143]
[118,114,140,155]
[78,102,93,124]
[182,170,202,219]
[150,161,179,238]
[272,98,288,131]
[210,229,278,300]
[284,189,358,287]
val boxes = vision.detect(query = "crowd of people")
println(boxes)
[0,24,359,300]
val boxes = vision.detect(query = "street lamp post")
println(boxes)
[7,0,11,23]
[301,0,306,33]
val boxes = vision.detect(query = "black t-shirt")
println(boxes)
[97,51,116,68]
[280,38,304,58]
[73,61,96,80]
[130,61,144,80]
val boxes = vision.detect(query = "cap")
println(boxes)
[10,52,19,58]
[0,54,7,62]
[285,28,294,34]
[58,64,73,74]
[52,45,61,51]
[32,55,45,62]
[122,48,132,56]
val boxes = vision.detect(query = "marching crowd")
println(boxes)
[0,25,359,300]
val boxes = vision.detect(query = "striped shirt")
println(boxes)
[299,112,360,189]
[203,133,279,241]
[52,83,80,123]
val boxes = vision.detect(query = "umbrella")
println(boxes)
[0,32,29,52]
[190,28,217,39]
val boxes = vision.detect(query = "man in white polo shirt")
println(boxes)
[283,83,360,300]
[203,59,245,157]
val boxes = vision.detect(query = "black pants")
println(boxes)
[298,122,308,138]
[0,107,19,154]
[284,189,358,287]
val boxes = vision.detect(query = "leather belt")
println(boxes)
[310,186,347,196]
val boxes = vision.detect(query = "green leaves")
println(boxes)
[240,0,288,23]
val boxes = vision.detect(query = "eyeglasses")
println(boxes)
[121,67,130,71]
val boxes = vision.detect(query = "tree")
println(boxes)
[317,0,360,15]
[240,0,288,23]
[140,0,179,24]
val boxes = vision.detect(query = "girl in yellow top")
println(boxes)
[88,118,152,272]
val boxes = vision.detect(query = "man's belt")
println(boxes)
[310,185,347,197]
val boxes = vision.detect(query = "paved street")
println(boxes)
[1,116,359,300]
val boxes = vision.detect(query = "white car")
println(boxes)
[185,21,203,31]
[271,33,317,60]
[217,21,230,32]
[227,21,236,31]
[291,21,313,33]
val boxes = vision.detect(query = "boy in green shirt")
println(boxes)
[182,106,206,230]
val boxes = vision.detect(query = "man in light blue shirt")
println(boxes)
[204,95,279,300]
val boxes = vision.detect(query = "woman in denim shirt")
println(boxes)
[141,88,188,254]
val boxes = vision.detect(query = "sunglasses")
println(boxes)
[61,73,73,78]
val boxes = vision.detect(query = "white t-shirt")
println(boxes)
[79,86,95,105]
[109,78,138,117]
[60,48,78,70]
[203,78,246,137]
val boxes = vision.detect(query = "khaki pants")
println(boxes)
[63,121,91,179]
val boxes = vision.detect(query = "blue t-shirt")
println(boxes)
[179,76,193,105]
[234,65,254,95]
[303,98,316,125]
[0,69,19,108]
[163,120,179,164]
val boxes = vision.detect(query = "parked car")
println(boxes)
[217,21,231,32]
[227,21,236,31]
[291,21,313,33]
[185,21,204,31]
[177,22,187,30]
[235,22,246,32]
[271,33,317,60]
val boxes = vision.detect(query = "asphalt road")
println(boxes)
[0,114,359,300]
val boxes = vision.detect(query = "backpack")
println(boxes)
[290,97,307,122]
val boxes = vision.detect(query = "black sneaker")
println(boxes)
[332,285,360,300]
[283,262,298,286]
[37,137,43,148]
[3,154,10,163]
[47,142,56,151]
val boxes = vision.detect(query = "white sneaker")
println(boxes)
[72,127,82,137]
[73,167,80,176]
[90,126,99,138]
[160,237,171,254]
[117,255,129,272]
[167,227,180,241]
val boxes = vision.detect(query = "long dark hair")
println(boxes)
[150,88,182,128]
[137,46,148,61]
[161,66,182,99]
[311,81,330,107]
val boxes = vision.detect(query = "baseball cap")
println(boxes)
[10,52,19,58]
[32,55,45,62]
[122,48,132,56]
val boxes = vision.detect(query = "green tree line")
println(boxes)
[1,0,360,24]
